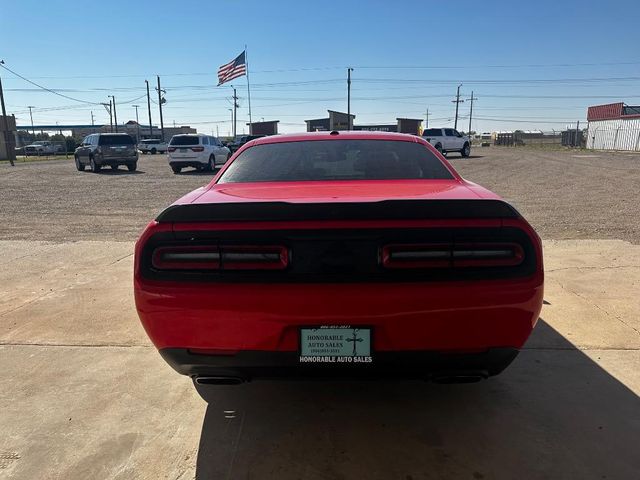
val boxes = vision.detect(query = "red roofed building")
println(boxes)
[586,102,640,151]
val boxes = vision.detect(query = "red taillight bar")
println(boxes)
[152,245,289,271]
[152,246,220,270]
[220,245,289,270]
[382,243,524,269]
[167,147,176,152]
[191,146,204,152]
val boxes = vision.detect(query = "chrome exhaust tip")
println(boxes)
[194,376,245,386]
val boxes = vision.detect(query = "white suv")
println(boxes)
[422,128,471,157]
[167,134,231,173]
[138,139,168,154]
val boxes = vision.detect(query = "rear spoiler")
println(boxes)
[156,199,521,223]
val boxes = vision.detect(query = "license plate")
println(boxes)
[180,148,187,153]
[299,326,372,363]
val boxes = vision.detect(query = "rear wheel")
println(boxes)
[74,155,85,171]
[90,156,101,173]
[171,165,182,174]
[461,143,471,157]
[206,155,214,171]
[111,164,119,170]
[151,148,157,155]
[127,162,137,172]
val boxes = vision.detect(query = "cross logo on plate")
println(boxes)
[345,329,364,356]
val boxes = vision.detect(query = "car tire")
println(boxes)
[171,166,181,174]
[90,156,101,173]
[75,155,85,171]
[207,155,214,171]
[435,143,443,155]
[127,162,137,172]
[151,148,157,155]
[461,143,471,157]
[111,164,119,170]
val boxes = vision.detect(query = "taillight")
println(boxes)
[151,245,288,271]
[167,147,176,152]
[191,146,204,152]
[382,243,524,269]
[152,246,220,270]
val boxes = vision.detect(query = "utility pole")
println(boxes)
[132,105,140,142]
[467,91,478,136]
[90,111,95,126]
[108,99,113,132]
[156,76,165,142]
[452,84,464,130]
[347,67,354,129]
[0,61,16,165]
[425,108,429,129]
[108,96,118,132]
[145,80,153,138]
[27,106,35,134]
[232,87,238,139]
[575,120,580,148]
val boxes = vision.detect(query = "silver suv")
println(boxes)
[74,133,138,173]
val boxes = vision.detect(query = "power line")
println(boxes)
[0,62,101,105]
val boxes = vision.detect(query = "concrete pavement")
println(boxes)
[0,239,638,479]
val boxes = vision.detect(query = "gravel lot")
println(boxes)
[1,147,639,243]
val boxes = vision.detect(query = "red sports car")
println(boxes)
[134,131,543,385]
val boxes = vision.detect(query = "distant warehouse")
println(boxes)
[587,102,640,151]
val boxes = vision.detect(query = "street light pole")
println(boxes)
[27,106,35,134]
[347,67,354,129]
[108,95,118,133]
[132,105,140,142]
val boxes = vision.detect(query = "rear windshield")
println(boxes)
[218,139,453,183]
[99,135,134,146]
[170,136,200,146]
[140,139,159,144]
[422,129,442,137]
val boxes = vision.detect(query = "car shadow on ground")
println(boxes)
[175,169,221,176]
[193,319,640,479]
[446,154,484,160]
[91,169,145,175]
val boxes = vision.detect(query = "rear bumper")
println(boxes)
[97,155,137,166]
[160,347,519,380]
[169,160,207,168]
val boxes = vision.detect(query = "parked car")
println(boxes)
[167,134,231,173]
[134,131,544,387]
[422,128,471,157]
[74,133,138,173]
[138,139,168,154]
[227,134,265,153]
[24,141,56,156]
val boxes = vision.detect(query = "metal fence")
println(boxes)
[14,140,70,161]
[587,121,640,151]
[495,132,563,147]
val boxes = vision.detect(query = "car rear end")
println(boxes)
[96,134,137,167]
[134,133,543,384]
[167,135,206,169]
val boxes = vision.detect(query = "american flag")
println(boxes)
[217,51,247,86]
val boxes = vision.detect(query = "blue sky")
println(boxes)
[1,0,639,135]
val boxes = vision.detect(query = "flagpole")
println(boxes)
[245,45,252,130]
